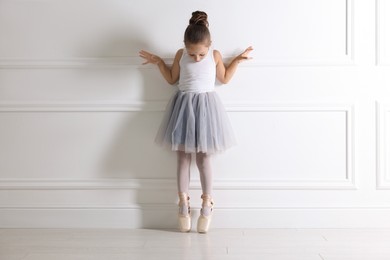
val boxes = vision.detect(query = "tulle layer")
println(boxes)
[155,91,236,154]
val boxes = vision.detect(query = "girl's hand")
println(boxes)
[235,46,254,63]
[139,50,161,65]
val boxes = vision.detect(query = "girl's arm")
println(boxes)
[215,46,253,84]
[139,49,183,85]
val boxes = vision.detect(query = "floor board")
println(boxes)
[1,228,390,260]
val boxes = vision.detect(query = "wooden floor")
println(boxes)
[1,228,390,259]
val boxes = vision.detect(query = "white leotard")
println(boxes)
[178,47,216,93]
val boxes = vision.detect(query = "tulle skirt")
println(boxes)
[155,91,236,154]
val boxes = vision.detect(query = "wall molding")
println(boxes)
[3,204,390,210]
[0,57,143,69]
[0,102,356,190]
[376,0,390,66]
[0,177,356,191]
[0,101,167,112]
[0,56,355,69]
[376,101,390,189]
[0,0,354,69]
[3,207,390,228]
[0,101,354,112]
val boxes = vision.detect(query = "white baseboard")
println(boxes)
[2,207,390,229]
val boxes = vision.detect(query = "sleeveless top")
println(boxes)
[178,47,216,93]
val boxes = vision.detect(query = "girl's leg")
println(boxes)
[177,151,191,193]
[196,152,213,216]
[177,151,191,215]
[177,151,192,232]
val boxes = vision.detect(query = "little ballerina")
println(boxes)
[140,11,253,233]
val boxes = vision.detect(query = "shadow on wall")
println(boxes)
[85,33,178,228]
[101,111,177,228]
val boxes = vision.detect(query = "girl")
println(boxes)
[139,11,253,233]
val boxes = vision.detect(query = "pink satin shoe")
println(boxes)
[178,192,191,232]
[197,194,214,233]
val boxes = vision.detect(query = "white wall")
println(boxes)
[1,0,390,228]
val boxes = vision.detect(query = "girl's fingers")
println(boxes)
[139,50,151,56]
[237,47,253,62]
[238,46,253,61]
[139,50,152,59]
[139,50,159,64]
[139,52,150,59]
[244,47,253,54]
[244,46,253,53]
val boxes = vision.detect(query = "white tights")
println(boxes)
[177,151,213,216]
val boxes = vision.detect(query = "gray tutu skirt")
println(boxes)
[155,91,236,154]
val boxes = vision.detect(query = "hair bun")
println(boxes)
[189,11,209,27]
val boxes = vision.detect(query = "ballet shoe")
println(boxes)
[178,192,191,232]
[197,194,214,234]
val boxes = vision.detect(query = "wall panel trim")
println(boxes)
[376,0,390,66]
[0,101,354,112]
[376,101,390,189]
[3,207,390,228]
[0,56,355,69]
[0,0,355,69]
[0,177,356,191]
[0,102,356,190]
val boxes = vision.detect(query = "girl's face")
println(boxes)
[186,43,209,62]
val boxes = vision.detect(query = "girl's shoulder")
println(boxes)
[213,49,223,64]
[213,49,221,56]
[174,49,184,62]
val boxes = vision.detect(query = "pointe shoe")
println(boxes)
[197,194,214,234]
[178,192,191,232]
